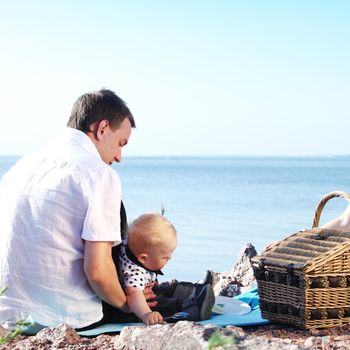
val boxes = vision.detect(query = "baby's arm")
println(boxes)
[125,287,165,325]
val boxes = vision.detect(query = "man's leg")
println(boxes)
[102,302,141,323]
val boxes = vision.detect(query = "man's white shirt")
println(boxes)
[0,128,121,328]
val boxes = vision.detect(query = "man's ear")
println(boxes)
[137,253,148,265]
[95,120,109,140]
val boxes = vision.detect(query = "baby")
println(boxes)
[118,213,178,325]
[118,213,215,325]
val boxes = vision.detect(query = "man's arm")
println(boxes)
[84,240,128,312]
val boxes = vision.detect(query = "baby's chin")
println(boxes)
[145,264,164,271]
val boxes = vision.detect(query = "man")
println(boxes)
[0,89,140,328]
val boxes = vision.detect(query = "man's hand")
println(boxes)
[142,311,166,325]
[144,283,157,308]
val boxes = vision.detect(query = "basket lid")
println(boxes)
[252,228,350,273]
[252,191,350,273]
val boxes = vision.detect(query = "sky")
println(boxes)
[0,0,349,157]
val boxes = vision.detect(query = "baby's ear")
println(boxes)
[137,253,148,264]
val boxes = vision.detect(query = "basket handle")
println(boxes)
[312,191,350,229]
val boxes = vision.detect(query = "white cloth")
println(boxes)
[0,127,122,328]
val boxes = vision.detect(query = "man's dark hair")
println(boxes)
[67,89,136,132]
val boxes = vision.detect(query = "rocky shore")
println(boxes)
[2,244,350,349]
[4,320,350,349]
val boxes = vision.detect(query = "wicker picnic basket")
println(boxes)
[251,191,350,329]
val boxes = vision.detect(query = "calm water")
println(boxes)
[2,155,350,282]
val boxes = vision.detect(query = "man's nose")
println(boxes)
[114,150,122,163]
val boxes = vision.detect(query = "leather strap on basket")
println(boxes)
[312,191,350,230]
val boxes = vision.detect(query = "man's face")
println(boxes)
[98,118,132,165]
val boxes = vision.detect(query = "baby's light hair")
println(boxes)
[128,213,177,256]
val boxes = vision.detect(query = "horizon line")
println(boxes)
[1,154,350,159]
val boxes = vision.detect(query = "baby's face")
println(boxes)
[143,235,177,271]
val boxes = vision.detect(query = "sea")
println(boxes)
[1,155,350,282]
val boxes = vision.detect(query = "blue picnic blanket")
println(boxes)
[22,287,270,336]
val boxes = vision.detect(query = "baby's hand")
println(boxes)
[142,311,166,325]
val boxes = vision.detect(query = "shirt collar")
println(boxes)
[124,245,164,276]
[56,127,102,161]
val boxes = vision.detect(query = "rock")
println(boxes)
[35,323,81,346]
[304,335,350,349]
[304,336,320,348]
[214,243,257,297]
[224,325,246,339]
[1,324,114,350]
[114,321,208,350]
[89,334,117,349]
[242,336,304,350]
[3,323,81,349]
[1,323,117,350]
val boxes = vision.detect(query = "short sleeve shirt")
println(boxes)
[118,245,162,290]
[0,128,122,328]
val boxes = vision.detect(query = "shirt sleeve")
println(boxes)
[122,268,148,290]
[81,168,122,244]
